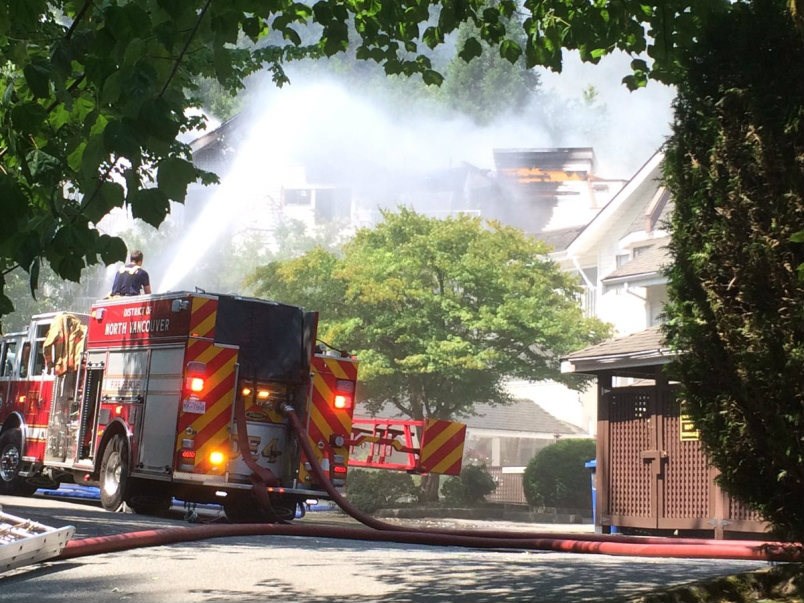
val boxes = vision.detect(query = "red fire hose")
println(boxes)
[57,404,804,563]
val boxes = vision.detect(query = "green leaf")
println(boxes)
[0,290,14,316]
[499,39,521,63]
[137,98,180,142]
[11,101,47,134]
[28,257,40,300]
[79,135,107,183]
[422,69,444,86]
[157,157,197,202]
[27,150,62,182]
[242,16,262,40]
[0,174,28,238]
[101,71,122,105]
[103,119,141,157]
[23,61,51,98]
[58,255,86,283]
[85,181,125,224]
[459,37,482,62]
[97,234,128,264]
[128,187,170,227]
[123,38,146,67]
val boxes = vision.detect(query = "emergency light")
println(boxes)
[333,378,355,409]
[185,361,207,393]
[333,394,351,410]
[209,450,226,466]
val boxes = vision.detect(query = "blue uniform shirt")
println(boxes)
[111,263,150,296]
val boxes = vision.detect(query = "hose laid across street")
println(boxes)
[55,406,804,563]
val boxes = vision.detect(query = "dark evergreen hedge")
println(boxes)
[663,0,804,542]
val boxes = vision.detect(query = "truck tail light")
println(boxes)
[333,394,351,410]
[178,448,196,471]
[185,361,206,394]
[178,434,196,471]
[333,379,355,410]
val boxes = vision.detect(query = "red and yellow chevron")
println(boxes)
[298,354,358,484]
[175,339,237,473]
[189,296,217,340]
[418,419,466,476]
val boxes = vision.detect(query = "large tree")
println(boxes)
[249,208,610,420]
[662,0,804,542]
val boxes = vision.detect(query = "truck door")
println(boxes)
[0,336,20,416]
[136,346,184,475]
[17,320,56,460]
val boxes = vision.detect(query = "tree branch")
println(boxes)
[159,0,214,98]
[65,0,94,41]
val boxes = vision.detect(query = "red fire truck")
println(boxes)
[0,291,359,522]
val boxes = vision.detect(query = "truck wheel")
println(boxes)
[99,434,130,511]
[0,428,37,496]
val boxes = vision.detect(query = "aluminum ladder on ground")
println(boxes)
[0,507,75,573]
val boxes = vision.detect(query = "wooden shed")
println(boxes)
[561,327,768,539]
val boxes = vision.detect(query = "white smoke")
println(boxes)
[136,50,677,293]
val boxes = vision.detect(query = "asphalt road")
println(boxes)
[0,492,772,603]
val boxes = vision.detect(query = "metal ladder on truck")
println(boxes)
[0,507,74,573]
[349,417,467,476]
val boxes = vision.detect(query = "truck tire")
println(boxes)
[99,434,130,511]
[0,428,38,496]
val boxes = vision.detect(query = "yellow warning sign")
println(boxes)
[680,414,700,441]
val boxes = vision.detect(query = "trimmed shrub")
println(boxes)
[440,464,497,505]
[344,469,417,513]
[523,439,595,510]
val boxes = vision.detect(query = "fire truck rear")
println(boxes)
[0,292,358,522]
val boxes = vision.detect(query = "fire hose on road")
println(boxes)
[55,405,803,563]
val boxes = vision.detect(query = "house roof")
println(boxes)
[463,400,588,435]
[601,236,671,288]
[560,326,676,375]
[355,399,587,437]
[537,225,585,252]
[557,151,665,259]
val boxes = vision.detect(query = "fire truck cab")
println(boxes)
[0,291,359,523]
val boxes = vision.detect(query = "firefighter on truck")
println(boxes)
[0,291,359,523]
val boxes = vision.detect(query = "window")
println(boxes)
[19,342,31,378]
[616,253,631,267]
[32,323,51,376]
[1,339,18,377]
[0,342,9,377]
[283,189,312,205]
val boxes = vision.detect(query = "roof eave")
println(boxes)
[561,349,675,375]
